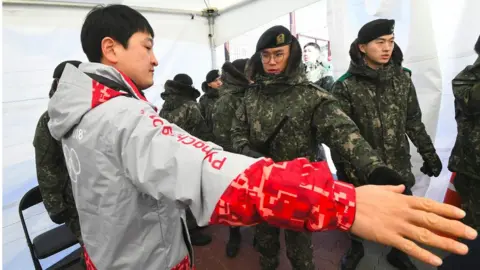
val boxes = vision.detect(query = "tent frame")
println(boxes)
[3,0,259,69]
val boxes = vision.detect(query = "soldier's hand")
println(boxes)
[421,153,443,177]
[351,184,477,267]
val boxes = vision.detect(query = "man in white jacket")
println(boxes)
[48,4,476,270]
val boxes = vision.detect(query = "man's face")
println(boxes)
[359,34,395,68]
[207,77,222,89]
[105,32,158,90]
[261,44,290,75]
[303,45,320,63]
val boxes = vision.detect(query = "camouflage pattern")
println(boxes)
[331,57,438,187]
[305,61,334,91]
[33,111,82,244]
[231,37,385,270]
[231,66,384,178]
[159,80,212,142]
[448,56,480,182]
[199,82,220,135]
[454,173,480,231]
[254,223,314,270]
[212,62,250,152]
[449,56,480,231]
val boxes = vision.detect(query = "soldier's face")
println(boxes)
[303,46,320,63]
[208,77,223,89]
[260,45,290,75]
[359,34,395,68]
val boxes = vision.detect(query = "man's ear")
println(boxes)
[358,44,367,54]
[101,37,118,64]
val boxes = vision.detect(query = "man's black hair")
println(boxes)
[304,42,321,51]
[81,4,155,63]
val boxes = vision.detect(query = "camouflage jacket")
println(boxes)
[199,83,219,135]
[212,62,250,152]
[33,111,78,224]
[448,56,480,180]
[331,59,436,187]
[159,80,212,141]
[232,39,385,179]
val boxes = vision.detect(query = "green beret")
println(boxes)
[256,25,293,52]
[358,19,395,44]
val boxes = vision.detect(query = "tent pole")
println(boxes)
[203,8,219,69]
[207,15,217,69]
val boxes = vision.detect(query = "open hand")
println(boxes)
[351,184,477,266]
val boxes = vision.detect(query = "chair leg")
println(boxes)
[28,247,42,270]
[33,258,43,270]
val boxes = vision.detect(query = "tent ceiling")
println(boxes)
[4,0,322,46]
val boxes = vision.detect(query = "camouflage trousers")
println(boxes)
[454,173,480,231]
[254,222,314,270]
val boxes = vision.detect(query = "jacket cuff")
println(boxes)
[332,181,356,231]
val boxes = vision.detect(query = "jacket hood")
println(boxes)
[47,62,155,140]
[161,80,200,100]
[220,62,250,95]
[347,38,404,80]
[453,56,480,83]
[245,35,308,89]
[201,81,219,98]
[161,80,200,111]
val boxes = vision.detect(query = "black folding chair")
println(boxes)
[18,186,81,269]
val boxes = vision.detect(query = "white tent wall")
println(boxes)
[214,0,321,46]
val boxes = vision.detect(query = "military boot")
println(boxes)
[340,239,364,270]
[386,248,418,270]
[226,227,241,258]
[189,229,212,246]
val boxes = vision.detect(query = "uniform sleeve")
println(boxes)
[330,81,352,116]
[231,100,251,153]
[199,96,207,118]
[212,97,236,152]
[312,94,384,179]
[330,81,354,171]
[115,105,356,232]
[33,115,70,224]
[404,79,436,157]
[187,104,214,142]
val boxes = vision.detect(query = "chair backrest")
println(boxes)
[18,186,44,270]
[19,186,43,212]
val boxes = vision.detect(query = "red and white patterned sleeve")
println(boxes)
[209,157,356,232]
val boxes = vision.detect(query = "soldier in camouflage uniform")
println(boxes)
[159,73,212,246]
[211,59,250,258]
[231,25,409,270]
[303,42,334,91]
[33,60,84,266]
[449,35,480,234]
[331,19,442,270]
[199,69,223,135]
[303,42,333,162]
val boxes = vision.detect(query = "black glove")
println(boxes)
[48,208,68,224]
[241,145,264,159]
[368,167,412,195]
[420,153,442,177]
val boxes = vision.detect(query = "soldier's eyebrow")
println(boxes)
[144,37,154,45]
